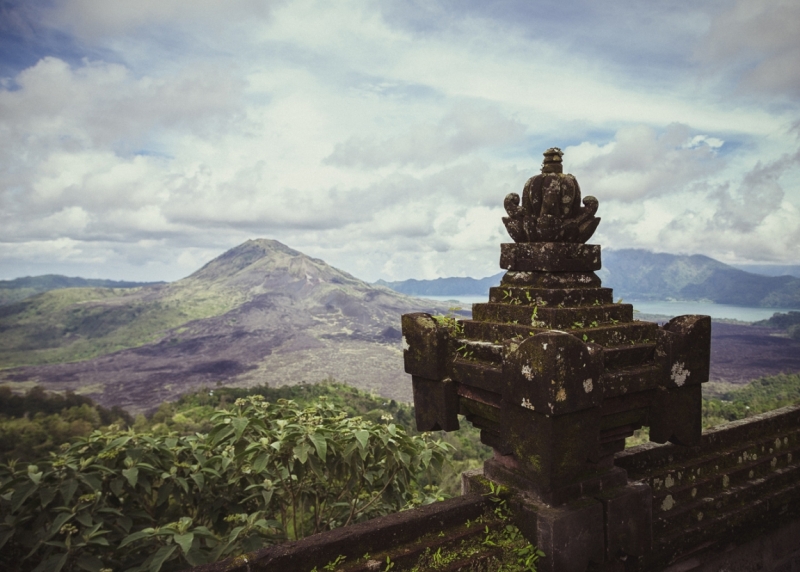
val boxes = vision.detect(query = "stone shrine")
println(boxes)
[401,148,711,570]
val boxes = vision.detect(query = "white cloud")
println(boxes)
[326,105,526,168]
[697,0,800,97]
[566,124,724,201]
[1,0,799,283]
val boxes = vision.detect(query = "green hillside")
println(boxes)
[0,274,162,306]
[0,283,245,369]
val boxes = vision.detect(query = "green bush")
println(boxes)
[0,395,449,572]
[701,373,800,428]
[0,386,133,464]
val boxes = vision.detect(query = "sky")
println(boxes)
[1,0,799,283]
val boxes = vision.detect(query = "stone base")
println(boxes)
[463,468,653,572]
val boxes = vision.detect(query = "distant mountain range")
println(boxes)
[375,274,504,297]
[730,264,800,278]
[0,240,448,412]
[0,275,163,306]
[377,249,800,308]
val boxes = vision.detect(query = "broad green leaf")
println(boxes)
[11,481,36,512]
[174,532,194,555]
[38,485,57,509]
[33,551,68,572]
[191,526,215,537]
[293,443,310,464]
[122,467,139,488]
[120,529,154,548]
[252,452,269,473]
[231,417,249,441]
[149,544,177,572]
[308,433,327,462]
[60,479,78,505]
[47,512,74,540]
[110,477,125,497]
[190,472,205,491]
[354,430,369,449]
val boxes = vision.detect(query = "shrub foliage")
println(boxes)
[0,395,448,572]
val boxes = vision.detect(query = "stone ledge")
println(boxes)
[189,494,491,572]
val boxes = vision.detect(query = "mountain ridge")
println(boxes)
[0,239,449,412]
[0,275,164,306]
[377,249,800,308]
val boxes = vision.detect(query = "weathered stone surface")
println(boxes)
[602,363,662,398]
[603,343,657,370]
[598,483,653,561]
[189,494,493,572]
[401,313,448,380]
[485,405,604,497]
[662,315,711,387]
[502,148,601,244]
[502,332,604,415]
[649,384,702,446]
[512,495,605,572]
[613,405,800,571]
[451,359,503,392]
[501,270,602,288]
[411,375,459,431]
[472,301,632,329]
[488,285,614,306]
[500,242,601,272]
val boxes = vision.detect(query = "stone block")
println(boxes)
[401,313,449,380]
[484,405,603,499]
[597,482,653,561]
[488,286,614,306]
[502,332,604,415]
[512,495,605,572]
[649,384,702,446]
[411,376,459,431]
[501,270,603,288]
[660,315,712,387]
[500,242,602,272]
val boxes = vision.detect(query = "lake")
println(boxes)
[419,295,799,323]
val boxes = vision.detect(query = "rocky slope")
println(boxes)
[0,240,448,412]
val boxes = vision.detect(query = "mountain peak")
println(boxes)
[186,239,303,282]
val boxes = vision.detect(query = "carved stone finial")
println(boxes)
[541,147,563,173]
[503,148,600,243]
